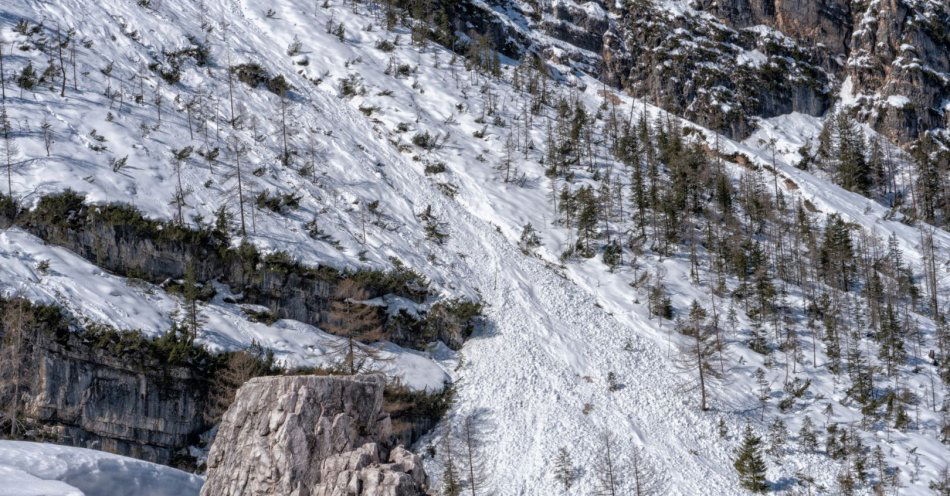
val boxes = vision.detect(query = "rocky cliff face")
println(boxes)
[0,191,477,351]
[23,336,209,465]
[695,0,949,143]
[201,375,428,496]
[0,301,212,467]
[450,0,948,144]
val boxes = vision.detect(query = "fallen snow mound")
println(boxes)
[0,441,202,496]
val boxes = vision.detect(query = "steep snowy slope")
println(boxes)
[0,0,948,494]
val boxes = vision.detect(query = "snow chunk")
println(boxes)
[737,49,767,67]
[0,441,203,496]
[886,94,911,107]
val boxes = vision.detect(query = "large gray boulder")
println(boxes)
[201,374,428,496]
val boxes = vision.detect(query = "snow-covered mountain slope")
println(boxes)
[0,441,203,496]
[0,228,448,390]
[0,0,948,494]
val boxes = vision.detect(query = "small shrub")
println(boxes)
[424,162,446,175]
[36,259,51,275]
[375,39,395,52]
[16,62,38,90]
[255,190,301,213]
[412,131,433,149]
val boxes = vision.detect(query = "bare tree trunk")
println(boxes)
[696,331,707,411]
[280,93,289,165]
[0,39,6,102]
[597,432,619,496]
[234,142,246,236]
[226,49,236,128]
[57,26,68,97]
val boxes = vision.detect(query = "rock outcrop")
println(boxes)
[438,0,948,144]
[24,337,208,465]
[0,191,478,351]
[201,374,429,496]
[0,299,212,467]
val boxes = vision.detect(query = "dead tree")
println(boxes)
[1,298,35,437]
[170,147,193,224]
[1,105,17,198]
[629,446,665,496]
[461,412,487,495]
[595,431,621,496]
[675,301,723,411]
[227,136,247,236]
[323,280,390,374]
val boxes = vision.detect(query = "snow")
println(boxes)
[886,94,911,107]
[0,229,449,391]
[736,49,768,68]
[0,441,202,496]
[839,75,859,106]
[0,0,947,494]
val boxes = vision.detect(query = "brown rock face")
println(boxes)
[697,0,852,55]
[685,0,948,143]
[200,375,428,496]
[447,0,948,144]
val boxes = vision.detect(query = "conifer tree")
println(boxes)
[182,261,201,343]
[767,418,787,456]
[834,114,869,194]
[552,447,575,491]
[799,416,818,452]
[734,425,768,493]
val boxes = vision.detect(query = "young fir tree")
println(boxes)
[552,447,575,491]
[518,223,542,254]
[767,418,788,456]
[834,113,870,194]
[734,425,768,493]
[182,261,201,343]
[798,416,819,452]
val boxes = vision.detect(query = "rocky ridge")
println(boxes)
[446,0,948,144]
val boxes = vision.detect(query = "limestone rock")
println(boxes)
[201,374,428,496]
[4,330,209,466]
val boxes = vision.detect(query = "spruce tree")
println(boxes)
[767,418,787,456]
[834,114,869,194]
[799,416,818,452]
[734,426,768,493]
[552,447,575,491]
